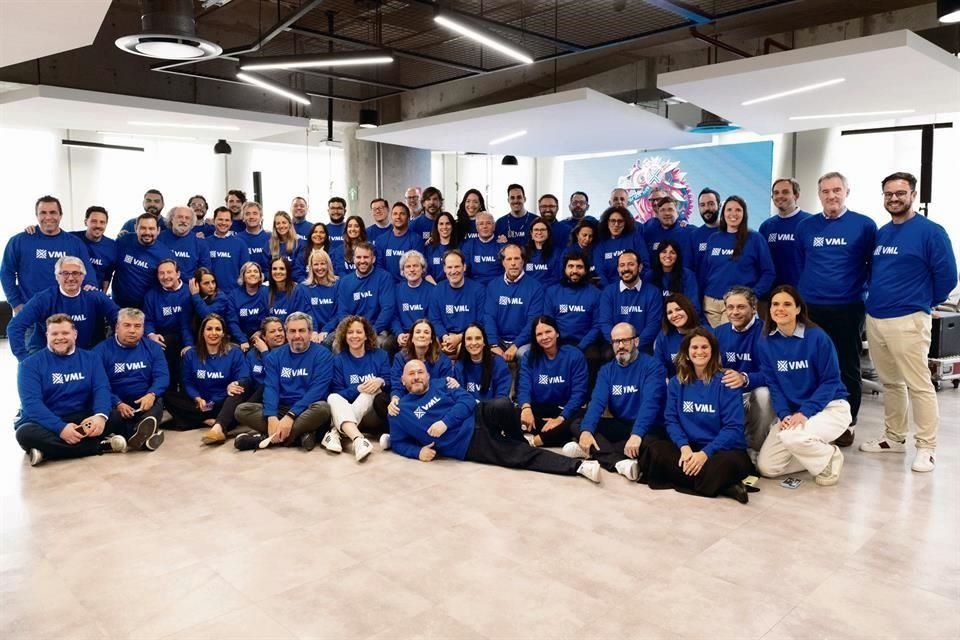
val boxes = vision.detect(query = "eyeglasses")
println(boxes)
[58,271,84,278]
[882,191,911,199]
[611,337,637,345]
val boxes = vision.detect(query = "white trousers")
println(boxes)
[756,399,851,477]
[327,392,375,431]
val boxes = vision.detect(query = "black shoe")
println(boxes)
[301,432,316,452]
[145,430,165,451]
[833,428,855,448]
[721,483,749,504]
[127,415,158,450]
[234,433,264,451]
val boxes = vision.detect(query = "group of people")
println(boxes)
[4,170,956,501]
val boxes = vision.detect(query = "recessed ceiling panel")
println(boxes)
[0,0,111,67]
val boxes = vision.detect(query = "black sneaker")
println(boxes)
[234,433,264,451]
[721,483,749,504]
[833,428,855,448]
[301,432,316,452]
[127,415,158,450]
[145,430,165,451]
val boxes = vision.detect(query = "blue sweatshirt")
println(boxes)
[16,348,111,433]
[231,286,269,339]
[393,280,436,335]
[246,348,270,390]
[237,230,271,273]
[389,381,477,461]
[652,267,701,314]
[8,287,119,361]
[495,212,538,246]
[592,232,651,287]
[690,224,720,282]
[72,231,118,289]
[516,345,588,419]
[265,285,311,324]
[191,291,244,342]
[597,280,663,351]
[758,324,847,419]
[158,230,212,278]
[454,356,513,401]
[206,233,251,294]
[330,349,391,402]
[276,238,304,282]
[326,268,397,333]
[366,223,392,247]
[328,244,357,278]
[93,337,169,406]
[524,247,563,287]
[544,282,603,349]
[262,343,333,417]
[326,221,345,248]
[702,231,776,299]
[428,279,485,336]
[581,353,666,436]
[757,210,812,288]
[2,230,96,307]
[181,346,250,403]
[461,236,505,284]
[410,214,436,243]
[715,317,767,391]
[665,373,747,455]
[483,273,544,346]
[142,284,194,346]
[390,353,455,400]
[294,219,314,242]
[113,235,177,309]
[376,229,425,282]
[643,220,696,267]
[867,214,958,319]
[424,242,453,283]
[302,282,338,334]
[796,210,877,305]
[653,328,685,379]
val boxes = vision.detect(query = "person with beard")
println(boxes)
[537,193,560,228]
[455,189,486,242]
[71,206,117,291]
[366,198,392,246]
[323,242,397,345]
[377,202,425,282]
[495,184,538,246]
[642,197,696,267]
[429,249,485,358]
[551,191,591,248]
[691,188,721,279]
[237,202,271,274]
[597,250,662,353]
[544,251,603,379]
[159,206,212,277]
[461,212,505,285]
[290,196,313,241]
[113,214,176,309]
[759,178,812,289]
[224,189,247,233]
[205,206,251,295]
[188,195,208,225]
[592,206,651,287]
[562,322,666,482]
[411,186,443,243]
[325,197,348,249]
[405,186,423,219]
[119,189,167,234]
[609,188,628,209]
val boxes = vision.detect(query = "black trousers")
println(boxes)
[158,331,185,392]
[163,390,246,430]
[570,417,664,472]
[641,440,752,498]
[234,401,331,443]
[15,411,117,461]
[465,398,580,476]
[808,302,863,422]
[524,403,584,447]
[359,391,390,435]
[105,399,165,440]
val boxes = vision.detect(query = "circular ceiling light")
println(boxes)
[116,34,222,60]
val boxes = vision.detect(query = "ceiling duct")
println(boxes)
[116,0,222,60]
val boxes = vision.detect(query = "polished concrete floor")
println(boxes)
[1,340,958,640]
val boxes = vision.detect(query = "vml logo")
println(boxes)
[682,401,715,413]
[769,233,794,242]
[813,237,847,247]
[558,304,585,314]
[446,304,470,314]
[401,303,423,312]
[874,245,899,256]
[114,362,146,374]
[710,248,733,257]
[612,384,638,396]
[499,296,523,305]
[353,290,373,301]
[726,352,751,363]
[281,367,308,378]
[161,306,182,317]
[538,374,564,384]
[51,372,85,384]
[777,360,809,372]
[698,242,708,252]
[414,395,442,419]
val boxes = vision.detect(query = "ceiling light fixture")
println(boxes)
[501,155,519,166]
[98,131,196,140]
[938,0,960,23]
[214,139,232,154]
[239,50,394,71]
[358,109,380,129]
[116,0,222,60]
[237,71,311,106]
[489,130,527,146]
[789,109,916,121]
[434,14,534,64]
[741,78,846,106]
[128,121,239,131]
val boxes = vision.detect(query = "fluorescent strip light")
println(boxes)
[434,14,534,64]
[98,131,196,140]
[237,71,311,106]
[789,109,915,121]
[559,149,638,161]
[741,78,845,106]
[489,130,527,146]
[62,140,144,152]
[129,121,239,131]
[239,51,394,71]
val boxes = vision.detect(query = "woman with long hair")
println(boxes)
[330,215,367,276]
[424,211,458,283]
[702,195,775,327]
[571,219,599,281]
[517,315,588,448]
[454,323,512,401]
[302,248,339,343]
[269,211,304,280]
[523,218,563,287]
[650,239,700,315]
[456,188,486,242]
[756,285,850,486]
[388,319,455,407]
[321,316,391,461]
[296,221,329,283]
[265,256,309,324]
[230,261,268,349]
[641,327,752,503]
[592,206,650,286]
[653,294,706,378]
[190,267,243,345]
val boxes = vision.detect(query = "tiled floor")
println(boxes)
[1,340,958,640]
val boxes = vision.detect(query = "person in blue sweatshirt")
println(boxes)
[272,211,306,281]
[142,259,194,390]
[390,250,436,354]
[861,172,958,472]
[702,196,775,327]
[410,186,443,243]
[15,314,126,466]
[650,239,701,315]
[483,244,545,363]
[690,188,721,280]
[263,257,310,325]
[72,206,117,291]
[158,206,212,277]
[166,313,251,444]
[496,184,538,246]
[516,315,589,448]
[653,294,707,379]
[325,197,347,250]
[795,172,877,443]
[714,287,775,452]
[321,316,392,460]
[592,206,651,287]
[2,195,97,313]
[423,212,458,283]
[389,359,601,483]
[233,312,333,451]
[113,214,177,309]
[301,249,339,343]
[328,215,365,278]
[235,202,272,274]
[523,218,564,287]
[643,327,753,503]
[94,308,168,452]
[377,202,425,282]
[243,316,286,400]
[565,322,667,481]
[428,249,485,358]
[205,207,252,295]
[231,262,269,347]
[756,286,850,487]
[544,251,603,381]
[119,189,167,233]
[643,197,696,268]
[291,196,313,241]
[366,198,392,246]
[323,242,397,344]
[597,250,663,353]
[758,178,812,289]
[389,319,456,407]
[454,323,513,401]
[461,212,505,285]
[189,267,244,344]
[8,256,119,361]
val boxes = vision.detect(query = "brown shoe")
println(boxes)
[833,428,855,448]
[201,428,226,445]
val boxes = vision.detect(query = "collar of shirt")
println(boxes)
[733,314,757,333]
[504,271,526,285]
[779,207,801,219]
[770,322,806,338]
[59,287,81,299]
[821,208,848,220]
[48,345,77,356]
[619,279,642,293]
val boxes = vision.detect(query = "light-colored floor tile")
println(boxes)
[162,605,298,640]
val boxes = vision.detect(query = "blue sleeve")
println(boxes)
[291,350,331,415]
[702,384,746,456]
[513,285,543,349]
[389,412,425,460]
[231,347,251,384]
[799,332,843,418]
[179,300,195,347]
[633,231,652,274]
[374,276,397,334]
[633,360,667,436]
[1,237,24,307]
[653,333,670,373]
[561,351,588,420]
[428,294,444,334]
[197,238,212,271]
[7,294,44,361]
[262,352,280,417]
[683,270,701,314]
[638,289,663,351]
[491,357,512,399]
[18,359,65,433]
[323,284,348,333]
[759,339,791,419]
[441,386,476,428]
[483,287,501,345]
[929,225,959,307]
[93,345,121,407]
[577,318,601,351]
[96,292,120,331]
[580,365,609,433]
[516,356,532,406]
[663,378,689,448]
[222,295,244,344]
[390,357,405,399]
[148,343,170,397]
[90,357,112,417]
[74,243,99,292]
[142,294,157,335]
[597,287,614,343]
[752,234,776,298]
[181,351,201,399]
[191,294,213,320]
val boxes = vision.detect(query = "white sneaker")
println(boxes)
[354,437,373,462]
[614,459,639,481]
[561,441,588,459]
[815,446,843,486]
[912,448,936,473]
[523,433,536,447]
[28,449,44,467]
[859,437,906,453]
[576,460,601,484]
[101,434,128,454]
[379,433,391,451]
[320,429,342,454]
